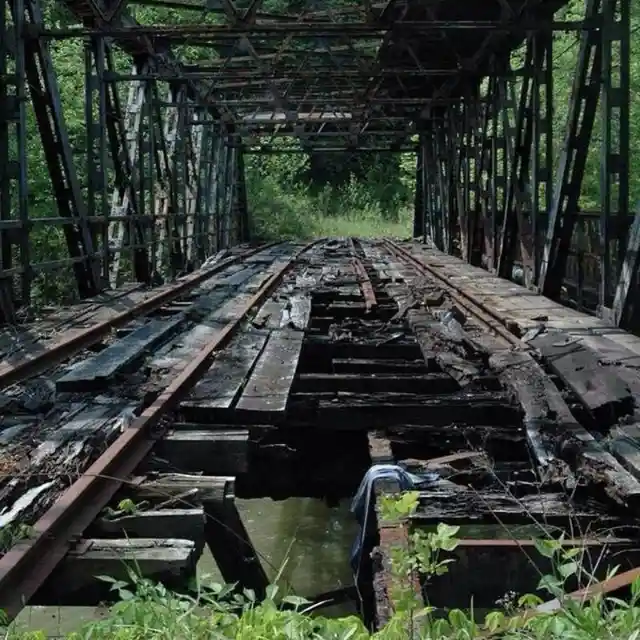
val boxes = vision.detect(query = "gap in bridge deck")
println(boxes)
[15,239,640,629]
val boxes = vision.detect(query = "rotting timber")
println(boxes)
[0,238,640,626]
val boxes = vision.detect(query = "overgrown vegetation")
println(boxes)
[5,492,640,639]
[245,144,415,241]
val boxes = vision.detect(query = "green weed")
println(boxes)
[5,493,640,639]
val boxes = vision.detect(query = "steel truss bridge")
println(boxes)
[0,0,637,329]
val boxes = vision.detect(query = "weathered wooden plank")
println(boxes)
[412,490,618,526]
[282,293,312,330]
[57,316,185,392]
[235,330,304,420]
[154,429,249,475]
[530,331,634,425]
[577,334,640,399]
[96,508,205,543]
[608,424,640,481]
[298,391,520,429]
[490,350,640,508]
[489,350,572,479]
[0,401,136,532]
[408,309,484,357]
[215,265,260,288]
[34,538,197,606]
[252,298,286,330]
[435,352,482,387]
[294,372,462,394]
[180,329,268,417]
[130,474,231,502]
[150,318,227,371]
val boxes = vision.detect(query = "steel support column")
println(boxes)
[84,38,109,288]
[0,0,27,318]
[603,0,631,323]
[20,0,100,298]
[413,141,425,240]
[538,0,602,299]
[531,33,554,285]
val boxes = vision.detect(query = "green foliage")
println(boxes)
[7,495,640,639]
[0,524,33,553]
[244,140,415,241]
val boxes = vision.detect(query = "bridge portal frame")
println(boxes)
[0,0,637,333]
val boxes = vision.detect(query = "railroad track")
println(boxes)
[0,237,639,622]
[0,240,314,616]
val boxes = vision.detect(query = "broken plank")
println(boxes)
[33,538,197,606]
[215,265,260,288]
[489,350,573,480]
[495,351,640,509]
[0,401,136,532]
[234,329,304,421]
[180,329,268,419]
[294,372,461,394]
[153,429,249,475]
[281,293,312,330]
[299,391,520,429]
[412,490,619,528]
[530,331,634,426]
[408,309,484,357]
[608,424,640,481]
[435,352,483,388]
[252,298,286,330]
[57,315,185,392]
[96,508,205,545]
[130,474,231,503]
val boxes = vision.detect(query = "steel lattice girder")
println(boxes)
[3,0,637,334]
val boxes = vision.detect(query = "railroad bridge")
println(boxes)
[1,0,640,631]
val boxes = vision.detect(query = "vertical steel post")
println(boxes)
[531,34,554,286]
[600,0,630,315]
[413,135,424,240]
[0,0,27,315]
[538,0,602,300]
[85,38,109,287]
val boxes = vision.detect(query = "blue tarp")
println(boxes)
[349,464,440,573]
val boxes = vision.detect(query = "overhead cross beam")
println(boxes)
[1,0,635,336]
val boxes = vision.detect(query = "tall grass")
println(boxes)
[244,151,415,241]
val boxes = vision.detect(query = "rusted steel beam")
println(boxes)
[483,553,640,636]
[538,565,640,614]
[351,257,377,313]
[41,20,585,39]
[428,538,640,611]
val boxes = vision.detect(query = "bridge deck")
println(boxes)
[405,240,640,364]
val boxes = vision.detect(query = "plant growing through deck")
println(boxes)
[4,494,640,639]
